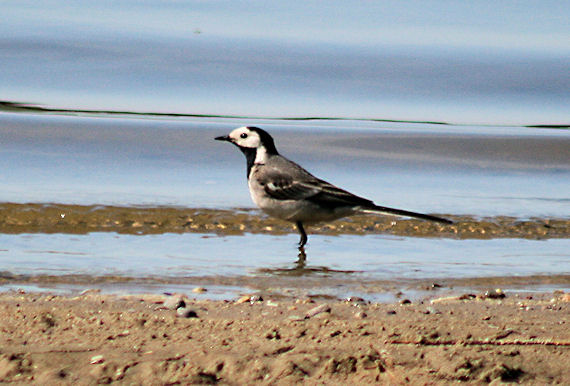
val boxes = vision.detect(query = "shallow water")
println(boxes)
[1,232,569,299]
[3,232,569,279]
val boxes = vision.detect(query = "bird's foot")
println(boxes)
[296,246,307,266]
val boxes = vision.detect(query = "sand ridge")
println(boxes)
[1,203,568,239]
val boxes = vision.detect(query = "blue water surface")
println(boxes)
[1,0,569,125]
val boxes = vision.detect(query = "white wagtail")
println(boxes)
[216,126,452,250]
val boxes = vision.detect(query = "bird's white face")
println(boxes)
[227,126,262,149]
[216,126,276,166]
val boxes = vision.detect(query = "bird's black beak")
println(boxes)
[215,135,231,142]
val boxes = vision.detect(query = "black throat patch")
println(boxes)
[235,127,279,179]
[238,146,257,179]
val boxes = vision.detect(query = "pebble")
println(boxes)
[430,296,459,304]
[399,299,412,305]
[386,310,397,315]
[265,328,281,340]
[90,355,105,365]
[236,295,263,304]
[192,287,207,294]
[345,296,367,305]
[80,289,101,296]
[305,304,331,319]
[481,288,505,299]
[355,311,367,319]
[176,307,198,318]
[163,294,186,310]
[236,295,251,304]
[424,306,441,315]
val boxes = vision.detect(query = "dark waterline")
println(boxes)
[2,101,569,129]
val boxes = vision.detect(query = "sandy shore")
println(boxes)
[1,203,568,239]
[1,291,568,384]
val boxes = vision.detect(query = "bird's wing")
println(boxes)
[306,178,375,208]
[260,166,374,208]
[258,156,453,224]
[261,172,320,200]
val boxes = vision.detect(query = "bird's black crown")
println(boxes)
[246,126,278,155]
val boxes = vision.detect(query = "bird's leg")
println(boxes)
[296,247,307,267]
[296,221,308,248]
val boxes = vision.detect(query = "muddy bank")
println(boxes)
[0,203,567,239]
[0,291,568,384]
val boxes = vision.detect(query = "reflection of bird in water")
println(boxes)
[216,126,452,258]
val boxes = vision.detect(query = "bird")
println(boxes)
[215,126,452,253]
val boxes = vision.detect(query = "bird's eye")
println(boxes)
[240,133,248,139]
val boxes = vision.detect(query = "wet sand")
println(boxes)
[1,203,568,239]
[1,202,568,299]
[0,291,568,384]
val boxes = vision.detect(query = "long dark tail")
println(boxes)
[361,205,453,225]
